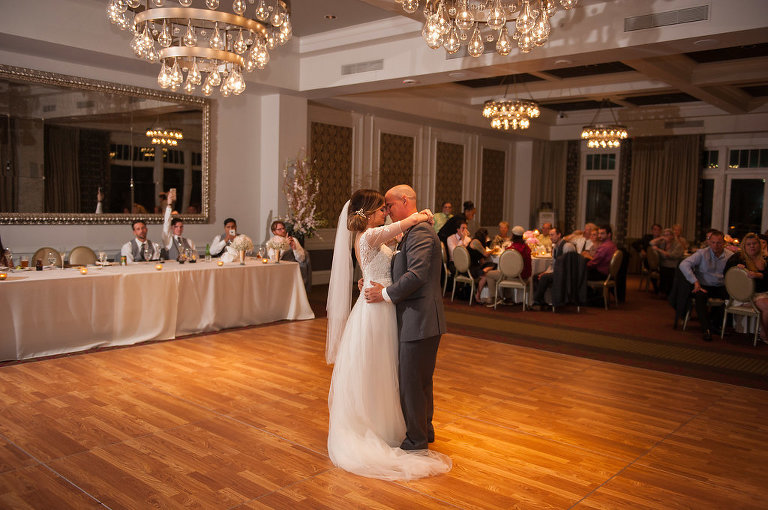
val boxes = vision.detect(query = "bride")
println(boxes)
[325,189,452,481]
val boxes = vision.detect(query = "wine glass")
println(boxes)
[143,243,151,262]
[47,252,57,268]
[98,250,107,268]
[256,245,265,259]
[59,250,67,269]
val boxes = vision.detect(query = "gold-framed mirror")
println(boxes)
[0,64,210,224]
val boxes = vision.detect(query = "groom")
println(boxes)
[365,184,447,450]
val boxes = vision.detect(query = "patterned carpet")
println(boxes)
[310,277,768,390]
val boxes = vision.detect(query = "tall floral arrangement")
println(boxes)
[283,149,324,239]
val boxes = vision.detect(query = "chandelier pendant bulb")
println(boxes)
[107,0,291,97]
[581,99,629,149]
[403,0,577,58]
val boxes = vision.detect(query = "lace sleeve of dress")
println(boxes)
[362,222,404,249]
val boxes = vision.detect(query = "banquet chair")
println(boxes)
[494,249,527,311]
[31,247,62,268]
[451,246,475,306]
[639,246,660,291]
[720,267,761,346]
[440,243,450,296]
[682,296,726,331]
[68,246,97,266]
[586,250,623,310]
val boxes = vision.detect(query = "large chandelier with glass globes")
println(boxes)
[397,0,578,57]
[106,0,292,97]
[482,98,539,130]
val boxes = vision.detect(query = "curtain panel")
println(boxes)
[530,140,568,228]
[44,125,80,213]
[627,135,700,240]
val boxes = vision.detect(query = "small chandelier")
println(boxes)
[398,0,578,58]
[106,0,292,97]
[146,127,183,146]
[482,99,539,130]
[581,100,629,149]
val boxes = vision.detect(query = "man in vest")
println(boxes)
[120,220,162,262]
[162,189,195,261]
[210,217,238,257]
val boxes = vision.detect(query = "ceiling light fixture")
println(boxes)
[581,99,628,149]
[481,75,539,130]
[397,0,579,58]
[106,0,292,97]
[146,126,183,146]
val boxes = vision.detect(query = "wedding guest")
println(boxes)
[0,236,12,267]
[581,228,600,260]
[485,225,532,307]
[566,222,597,254]
[537,222,553,252]
[446,221,471,266]
[161,189,195,261]
[469,228,496,303]
[632,223,663,260]
[678,229,732,341]
[438,200,476,251]
[531,226,575,309]
[120,220,162,262]
[726,233,768,341]
[650,228,685,295]
[267,220,306,263]
[210,218,238,257]
[491,221,511,250]
[672,223,689,252]
[433,201,453,233]
[586,225,616,281]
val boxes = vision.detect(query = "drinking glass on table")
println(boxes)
[98,250,107,267]
[20,255,29,269]
[47,253,57,268]
[59,250,67,269]
[143,243,151,262]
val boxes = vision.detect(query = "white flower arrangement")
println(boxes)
[283,149,324,238]
[231,234,254,253]
[266,239,290,252]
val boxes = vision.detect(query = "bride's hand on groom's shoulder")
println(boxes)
[364,281,385,303]
[418,209,435,225]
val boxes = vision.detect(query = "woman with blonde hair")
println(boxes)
[325,189,452,480]
[724,232,768,340]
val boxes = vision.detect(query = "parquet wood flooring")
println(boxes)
[0,318,766,509]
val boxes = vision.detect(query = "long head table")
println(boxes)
[0,259,314,360]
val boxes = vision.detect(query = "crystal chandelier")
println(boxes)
[397,0,578,57]
[106,0,292,97]
[146,127,183,146]
[482,98,539,130]
[581,100,629,149]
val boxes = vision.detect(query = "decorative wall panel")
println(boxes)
[311,122,352,223]
[564,140,581,235]
[379,133,414,192]
[481,148,505,225]
[435,141,463,211]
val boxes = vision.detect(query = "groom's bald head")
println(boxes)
[385,185,418,221]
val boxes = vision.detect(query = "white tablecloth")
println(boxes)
[0,259,314,360]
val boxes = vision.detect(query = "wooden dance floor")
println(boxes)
[0,318,765,509]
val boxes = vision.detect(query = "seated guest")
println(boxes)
[586,225,616,281]
[537,222,553,253]
[267,221,306,264]
[0,236,12,267]
[678,229,732,341]
[532,226,575,309]
[210,218,239,257]
[121,220,162,262]
[162,189,195,261]
[485,225,532,306]
[581,228,600,260]
[469,228,496,303]
[446,221,471,266]
[566,222,597,254]
[672,223,689,253]
[438,200,476,252]
[650,228,684,295]
[632,223,663,260]
[724,233,768,340]
[433,201,453,233]
[491,221,511,250]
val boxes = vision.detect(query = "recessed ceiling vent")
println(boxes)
[664,119,705,129]
[42,104,56,113]
[341,59,384,76]
[624,5,709,32]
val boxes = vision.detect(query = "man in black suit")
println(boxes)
[365,184,447,450]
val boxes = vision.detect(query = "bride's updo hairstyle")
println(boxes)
[347,189,385,232]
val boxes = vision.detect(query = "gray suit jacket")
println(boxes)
[387,222,447,343]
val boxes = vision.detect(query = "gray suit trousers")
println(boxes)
[399,334,441,451]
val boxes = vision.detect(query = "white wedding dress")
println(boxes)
[327,223,452,481]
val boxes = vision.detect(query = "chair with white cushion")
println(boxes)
[451,245,475,306]
[494,248,527,310]
[721,267,761,346]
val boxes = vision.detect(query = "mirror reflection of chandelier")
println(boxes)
[106,0,292,97]
[146,127,183,146]
[398,0,578,57]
